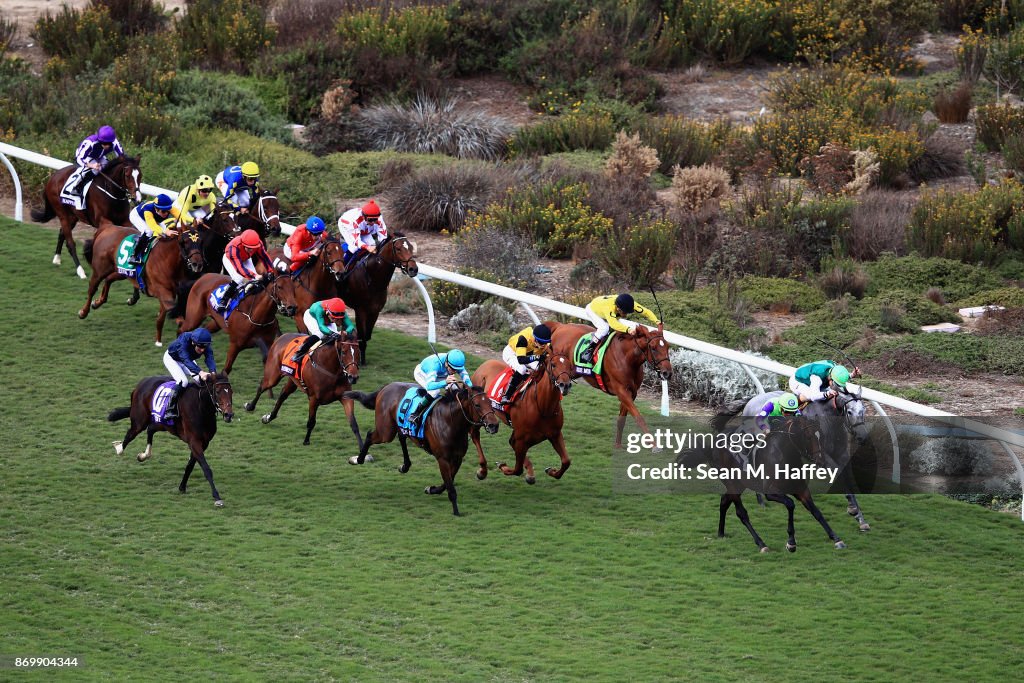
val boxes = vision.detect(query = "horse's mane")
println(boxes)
[106,155,139,173]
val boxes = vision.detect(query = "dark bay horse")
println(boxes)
[108,373,234,507]
[470,353,575,484]
[271,237,349,332]
[236,191,282,240]
[547,321,672,448]
[244,332,362,446]
[31,156,142,279]
[338,235,418,364]
[80,219,206,345]
[344,383,499,516]
[726,388,873,531]
[180,271,298,374]
[192,203,240,275]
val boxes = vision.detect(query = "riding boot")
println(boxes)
[216,282,239,313]
[291,335,319,362]
[165,385,182,420]
[409,392,432,430]
[580,338,600,365]
[502,371,527,404]
[130,234,150,264]
[72,170,93,198]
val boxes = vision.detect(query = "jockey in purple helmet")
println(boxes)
[64,125,126,200]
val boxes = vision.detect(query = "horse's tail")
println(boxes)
[30,193,55,223]
[343,389,379,410]
[84,239,95,263]
[107,407,131,422]
[711,399,748,432]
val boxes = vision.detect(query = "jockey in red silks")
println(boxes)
[217,229,273,313]
[277,216,327,272]
[337,200,388,266]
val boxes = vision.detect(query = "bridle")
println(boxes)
[251,194,280,234]
[199,376,233,416]
[179,229,206,273]
[632,329,672,375]
[379,236,417,276]
[95,161,139,203]
[306,334,361,383]
[832,390,866,435]
[456,386,498,428]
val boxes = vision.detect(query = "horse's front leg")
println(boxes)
[179,456,197,493]
[470,425,488,480]
[498,433,534,484]
[79,270,106,319]
[765,493,798,552]
[615,391,650,449]
[728,492,770,552]
[261,379,298,425]
[303,399,320,446]
[426,454,459,516]
[845,491,870,532]
[544,431,572,479]
[795,489,845,549]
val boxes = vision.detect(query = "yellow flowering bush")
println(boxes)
[909,180,1024,263]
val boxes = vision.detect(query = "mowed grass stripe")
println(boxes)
[1,218,1021,681]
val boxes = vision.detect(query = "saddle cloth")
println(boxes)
[59,169,92,210]
[209,283,243,320]
[485,367,531,409]
[396,386,437,439]
[571,332,615,375]
[150,381,178,425]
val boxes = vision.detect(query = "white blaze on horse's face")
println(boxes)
[132,169,141,203]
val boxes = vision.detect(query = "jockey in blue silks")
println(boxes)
[408,349,473,428]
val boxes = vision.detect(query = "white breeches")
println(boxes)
[223,256,254,285]
[129,210,152,236]
[789,375,828,402]
[585,304,612,341]
[502,345,538,374]
[163,351,198,387]
[414,366,442,398]
[302,310,337,339]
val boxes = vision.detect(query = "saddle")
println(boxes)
[208,283,249,320]
[396,387,438,439]
[485,367,531,410]
[150,381,178,426]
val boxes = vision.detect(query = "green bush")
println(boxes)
[175,0,275,72]
[167,70,291,142]
[386,162,512,233]
[736,277,826,312]
[863,254,1004,300]
[631,115,722,175]
[974,102,1024,151]
[264,39,348,123]
[908,181,1024,264]
[870,332,1024,374]
[671,0,776,64]
[954,287,1024,308]
[429,267,498,316]
[595,218,678,287]
[509,113,615,157]
[634,289,765,349]
[984,25,1024,95]
[33,4,124,78]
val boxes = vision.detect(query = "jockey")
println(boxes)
[755,392,802,433]
[337,199,389,265]
[292,297,356,362]
[163,328,216,418]
[500,323,552,404]
[218,229,273,313]
[171,175,218,228]
[216,161,260,212]
[408,349,473,428]
[580,293,660,364]
[128,194,176,264]
[277,215,327,273]
[789,360,860,402]
[65,125,126,200]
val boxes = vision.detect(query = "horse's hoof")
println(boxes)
[53,254,61,266]
[126,297,136,306]
[525,475,536,485]
[399,464,410,474]
[90,300,101,310]
[650,446,663,454]
[424,486,431,494]
[847,505,859,516]
[112,441,123,455]
[760,546,771,553]
[302,439,310,446]
[76,266,87,279]
[834,541,847,550]
[78,309,87,319]
[154,341,162,347]
[137,452,149,462]
[244,401,255,412]
[786,543,797,553]
[214,499,224,508]
[363,454,374,463]
[347,456,361,465]
[261,415,272,424]
[178,487,187,494]
[859,523,871,532]
[476,469,487,480]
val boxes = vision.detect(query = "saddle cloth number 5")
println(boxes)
[119,238,134,264]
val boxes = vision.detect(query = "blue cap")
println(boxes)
[192,328,213,345]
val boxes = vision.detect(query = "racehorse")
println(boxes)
[337,235,418,364]
[344,383,499,516]
[546,321,672,448]
[683,412,846,552]
[179,271,298,374]
[244,332,362,446]
[80,219,206,345]
[470,352,575,483]
[107,373,234,507]
[192,203,240,275]
[236,191,282,240]
[724,388,873,532]
[270,237,349,331]
[31,156,142,279]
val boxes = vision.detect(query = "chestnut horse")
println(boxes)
[31,156,142,279]
[107,373,234,507]
[244,332,362,446]
[337,235,418,364]
[547,321,672,448]
[344,383,499,516]
[180,272,298,374]
[271,237,349,332]
[80,219,206,345]
[470,352,575,484]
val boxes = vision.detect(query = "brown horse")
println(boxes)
[272,237,349,332]
[180,272,299,374]
[79,219,206,345]
[344,383,499,516]
[244,332,362,446]
[470,352,575,484]
[338,235,418,364]
[107,373,234,507]
[31,156,142,279]
[236,191,282,240]
[547,321,673,448]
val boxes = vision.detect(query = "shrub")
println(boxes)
[448,302,515,334]
[631,115,721,175]
[933,81,972,123]
[654,348,780,407]
[669,164,731,212]
[845,190,913,259]
[864,254,1004,300]
[386,162,511,233]
[799,142,854,195]
[673,209,720,291]
[355,95,513,161]
[984,25,1024,95]
[273,0,350,48]
[595,218,678,287]
[175,0,275,73]
[956,26,986,83]
[973,102,1024,151]
[509,113,615,157]
[849,128,925,188]
[577,171,658,229]
[671,0,776,64]
[1000,133,1024,176]
[0,14,16,60]
[266,39,349,122]
[976,306,1024,336]
[33,4,124,77]
[429,267,498,316]
[909,438,994,476]
[818,258,869,299]
[908,134,966,183]
[736,277,826,312]
[604,131,659,181]
[98,0,169,36]
[956,287,1024,308]
[167,70,291,142]
[453,219,538,289]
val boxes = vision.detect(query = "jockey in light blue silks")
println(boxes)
[63,125,126,200]
[215,161,261,212]
[408,349,473,428]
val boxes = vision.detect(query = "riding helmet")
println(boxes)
[446,349,466,370]
[829,365,851,388]
[614,293,635,314]
[306,216,326,234]
[533,324,552,344]
[778,393,800,413]
[241,161,260,178]
[192,328,213,346]
[240,229,262,249]
[361,200,382,219]
[97,125,116,143]
[325,297,346,317]
[154,194,174,211]
[195,175,215,191]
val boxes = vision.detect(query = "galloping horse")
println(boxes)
[244,332,362,446]
[726,388,873,531]
[470,352,575,483]
[236,191,282,241]
[682,412,846,552]
[180,271,298,374]
[107,373,234,507]
[271,237,349,331]
[31,156,142,279]
[80,219,205,345]
[344,384,499,516]
[193,203,240,275]
[547,321,672,448]
[338,235,418,364]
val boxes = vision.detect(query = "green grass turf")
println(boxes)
[1,218,1022,681]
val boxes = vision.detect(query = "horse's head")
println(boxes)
[636,324,672,381]
[207,203,239,237]
[106,156,142,204]
[336,333,361,385]
[180,228,206,274]
[464,386,499,434]
[546,352,574,396]
[253,192,281,237]
[267,273,298,318]
[836,388,869,445]
[382,235,418,277]
[206,373,234,423]
[321,238,348,281]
